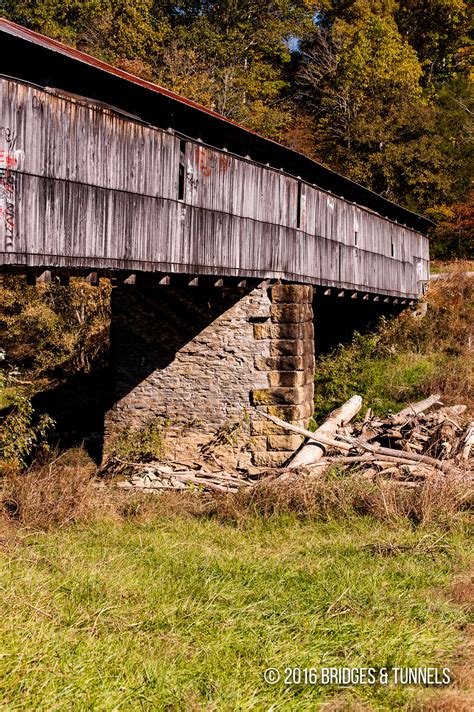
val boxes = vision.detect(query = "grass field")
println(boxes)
[1,512,472,711]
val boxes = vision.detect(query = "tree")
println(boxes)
[395,0,471,89]
[294,0,473,242]
[296,2,428,201]
[2,0,314,140]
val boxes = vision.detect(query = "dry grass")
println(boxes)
[210,472,473,527]
[1,449,472,533]
[0,448,96,529]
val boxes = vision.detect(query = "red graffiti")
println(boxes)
[195,147,230,177]
[0,149,18,168]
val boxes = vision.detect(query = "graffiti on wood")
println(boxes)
[0,127,23,248]
[195,146,230,177]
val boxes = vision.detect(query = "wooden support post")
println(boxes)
[351,291,358,299]
[124,274,136,285]
[213,278,224,287]
[188,276,199,286]
[158,275,170,285]
[323,288,332,296]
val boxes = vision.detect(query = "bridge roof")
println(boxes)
[0,17,433,234]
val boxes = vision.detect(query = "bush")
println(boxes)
[0,396,54,473]
[107,419,169,465]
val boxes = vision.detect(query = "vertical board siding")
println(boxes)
[0,78,430,296]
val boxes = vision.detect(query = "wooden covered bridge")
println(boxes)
[0,19,431,463]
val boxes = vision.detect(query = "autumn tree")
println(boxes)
[294,0,473,256]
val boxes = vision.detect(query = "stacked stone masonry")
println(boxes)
[105,283,314,465]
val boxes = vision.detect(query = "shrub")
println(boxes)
[107,419,169,465]
[0,396,54,473]
[0,275,111,378]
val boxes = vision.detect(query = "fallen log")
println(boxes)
[261,412,456,475]
[348,436,455,475]
[328,454,421,467]
[260,412,353,452]
[288,395,362,469]
[391,394,441,424]
[462,423,474,460]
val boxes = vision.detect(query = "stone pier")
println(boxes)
[105,283,314,464]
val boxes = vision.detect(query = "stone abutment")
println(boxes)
[105,283,314,465]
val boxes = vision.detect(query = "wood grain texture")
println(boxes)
[0,79,429,297]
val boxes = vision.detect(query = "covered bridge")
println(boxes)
[0,18,431,463]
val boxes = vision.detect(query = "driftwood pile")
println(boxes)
[116,395,473,494]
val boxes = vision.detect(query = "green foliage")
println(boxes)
[395,0,471,88]
[109,419,170,464]
[314,271,473,422]
[296,0,473,244]
[313,330,439,420]
[0,395,54,470]
[0,276,111,379]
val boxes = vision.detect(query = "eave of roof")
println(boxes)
[0,17,434,234]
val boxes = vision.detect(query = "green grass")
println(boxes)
[0,515,471,710]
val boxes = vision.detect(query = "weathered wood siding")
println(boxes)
[0,78,429,297]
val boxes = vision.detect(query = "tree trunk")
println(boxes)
[391,394,441,424]
[287,395,362,468]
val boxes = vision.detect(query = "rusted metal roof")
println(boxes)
[0,17,433,233]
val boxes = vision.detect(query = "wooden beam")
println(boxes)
[188,276,199,286]
[123,274,136,285]
[337,290,345,298]
[158,275,170,285]
[351,291,358,299]
[362,293,369,300]
[323,288,332,296]
[237,279,247,288]
[213,278,224,287]
[372,295,380,302]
